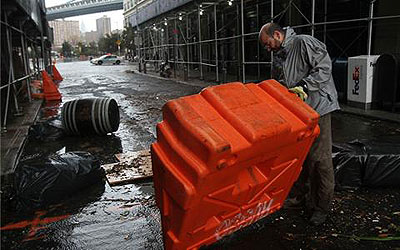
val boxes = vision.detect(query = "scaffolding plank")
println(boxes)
[102,150,152,186]
[1,100,43,176]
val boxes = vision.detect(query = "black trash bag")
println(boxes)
[15,151,104,209]
[332,141,366,190]
[333,140,400,189]
[362,141,400,187]
[29,116,64,142]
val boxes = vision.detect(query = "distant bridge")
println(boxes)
[46,0,123,20]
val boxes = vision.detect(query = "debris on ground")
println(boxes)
[15,151,105,209]
[28,116,64,142]
[102,150,152,186]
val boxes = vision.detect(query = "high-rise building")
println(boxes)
[96,15,111,39]
[83,31,99,44]
[49,20,80,48]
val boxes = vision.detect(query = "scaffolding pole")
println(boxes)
[221,11,226,83]
[311,0,315,37]
[20,21,32,102]
[241,0,245,82]
[198,5,203,80]
[2,13,13,131]
[214,4,219,82]
[257,3,260,80]
[324,0,327,43]
[270,0,274,77]
[174,18,177,78]
[368,0,376,55]
[186,13,190,78]
[166,23,170,63]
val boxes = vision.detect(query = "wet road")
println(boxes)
[58,61,205,153]
[1,61,400,249]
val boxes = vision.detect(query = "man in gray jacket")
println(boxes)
[259,23,340,226]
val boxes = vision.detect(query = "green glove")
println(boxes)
[289,86,308,101]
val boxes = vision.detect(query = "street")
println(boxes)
[1,60,400,250]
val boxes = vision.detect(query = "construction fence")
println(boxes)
[126,0,400,84]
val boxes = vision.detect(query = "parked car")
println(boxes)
[90,55,122,65]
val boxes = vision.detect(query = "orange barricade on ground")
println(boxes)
[52,65,63,83]
[42,70,62,102]
[151,80,320,250]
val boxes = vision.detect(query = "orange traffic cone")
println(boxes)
[52,65,63,83]
[42,70,62,102]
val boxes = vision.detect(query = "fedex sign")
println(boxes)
[347,55,379,106]
[352,66,360,95]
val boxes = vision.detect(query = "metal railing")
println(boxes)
[1,12,50,133]
[47,0,123,11]
[46,0,123,19]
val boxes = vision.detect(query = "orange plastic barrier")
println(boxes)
[42,70,62,102]
[52,65,63,83]
[151,80,320,249]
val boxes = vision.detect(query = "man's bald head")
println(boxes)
[259,23,284,38]
[259,23,285,52]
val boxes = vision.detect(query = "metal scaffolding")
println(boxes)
[126,0,400,84]
[1,1,52,133]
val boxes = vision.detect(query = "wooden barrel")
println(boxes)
[62,98,120,135]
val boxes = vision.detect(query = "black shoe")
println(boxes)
[283,197,305,209]
[309,211,327,226]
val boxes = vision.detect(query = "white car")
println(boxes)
[90,55,122,65]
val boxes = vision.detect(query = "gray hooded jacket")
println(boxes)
[272,27,340,116]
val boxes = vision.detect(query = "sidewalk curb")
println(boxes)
[129,68,217,89]
[339,106,400,124]
[129,65,400,124]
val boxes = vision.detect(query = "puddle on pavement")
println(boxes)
[1,180,163,249]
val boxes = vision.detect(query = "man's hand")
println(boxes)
[289,86,308,101]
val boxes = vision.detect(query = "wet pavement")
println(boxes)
[1,61,400,249]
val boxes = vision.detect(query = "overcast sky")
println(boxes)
[45,0,124,32]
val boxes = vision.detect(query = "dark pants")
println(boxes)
[292,113,335,213]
